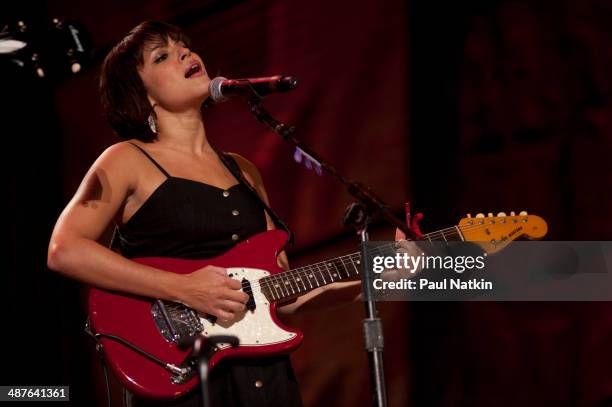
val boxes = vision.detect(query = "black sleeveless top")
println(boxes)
[117,143,303,407]
[113,144,267,260]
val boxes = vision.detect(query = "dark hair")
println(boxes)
[99,21,192,141]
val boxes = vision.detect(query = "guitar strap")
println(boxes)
[217,150,295,248]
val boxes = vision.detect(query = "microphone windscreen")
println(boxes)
[208,76,228,103]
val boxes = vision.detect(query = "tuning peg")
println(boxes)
[466,213,472,218]
[487,212,493,217]
[476,213,485,218]
[510,211,516,216]
[497,212,507,217]
[519,211,528,216]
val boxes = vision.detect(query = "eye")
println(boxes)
[154,53,168,63]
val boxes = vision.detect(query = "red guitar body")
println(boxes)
[88,230,302,400]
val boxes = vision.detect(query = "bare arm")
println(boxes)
[48,143,247,320]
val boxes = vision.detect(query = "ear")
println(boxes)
[146,94,159,109]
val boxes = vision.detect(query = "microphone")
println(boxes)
[208,75,298,102]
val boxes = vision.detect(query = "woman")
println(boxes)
[47,20,368,406]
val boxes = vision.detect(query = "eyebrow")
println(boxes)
[147,43,166,54]
[145,39,187,59]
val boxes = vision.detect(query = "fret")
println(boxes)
[305,267,320,288]
[338,257,351,279]
[261,276,274,302]
[349,255,361,275]
[304,268,314,289]
[339,257,353,278]
[263,279,276,301]
[316,263,328,285]
[322,263,334,283]
[271,278,280,300]
[325,262,338,283]
[284,275,296,296]
[268,276,280,298]
[291,273,302,294]
[335,258,346,279]
[328,261,338,281]
[323,262,333,281]
[294,270,308,292]
[455,225,465,241]
[276,275,290,298]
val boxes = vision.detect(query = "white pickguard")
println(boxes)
[200,267,296,350]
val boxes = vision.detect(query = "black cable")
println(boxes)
[97,343,112,407]
[86,321,181,406]
[85,321,113,407]
[93,332,171,369]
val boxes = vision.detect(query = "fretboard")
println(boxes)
[259,225,464,303]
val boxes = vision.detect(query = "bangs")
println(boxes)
[125,21,192,66]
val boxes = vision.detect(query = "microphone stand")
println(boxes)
[180,335,239,407]
[244,93,417,407]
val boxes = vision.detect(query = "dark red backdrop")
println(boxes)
[2,0,612,406]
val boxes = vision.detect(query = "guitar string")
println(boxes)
[247,219,530,297]
[252,218,528,289]
[239,219,532,296]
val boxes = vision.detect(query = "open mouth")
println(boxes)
[185,62,202,78]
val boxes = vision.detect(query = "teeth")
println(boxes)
[185,64,199,78]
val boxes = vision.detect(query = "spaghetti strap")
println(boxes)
[217,149,294,247]
[128,142,170,177]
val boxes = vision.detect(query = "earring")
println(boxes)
[147,112,157,134]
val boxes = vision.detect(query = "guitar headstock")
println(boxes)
[458,211,548,254]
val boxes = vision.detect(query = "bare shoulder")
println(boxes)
[92,141,150,182]
[94,140,142,170]
[76,140,147,201]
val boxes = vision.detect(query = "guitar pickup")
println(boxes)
[241,278,256,312]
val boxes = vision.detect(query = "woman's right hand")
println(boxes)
[177,265,249,321]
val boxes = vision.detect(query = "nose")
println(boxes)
[180,47,191,61]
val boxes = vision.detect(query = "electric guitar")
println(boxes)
[88,211,547,399]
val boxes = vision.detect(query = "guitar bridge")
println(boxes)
[151,300,204,344]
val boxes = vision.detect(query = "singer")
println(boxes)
[47,20,366,407]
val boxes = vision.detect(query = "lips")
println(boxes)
[184,61,203,78]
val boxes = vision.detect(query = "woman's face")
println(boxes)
[138,37,210,112]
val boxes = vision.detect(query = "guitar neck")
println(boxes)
[259,225,464,303]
